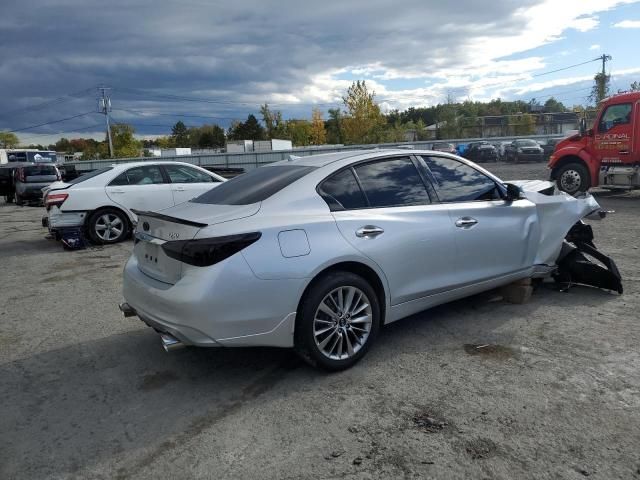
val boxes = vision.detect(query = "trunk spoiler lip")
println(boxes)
[131,209,208,228]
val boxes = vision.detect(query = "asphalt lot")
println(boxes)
[1,161,639,480]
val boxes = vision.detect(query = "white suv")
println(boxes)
[44,161,225,244]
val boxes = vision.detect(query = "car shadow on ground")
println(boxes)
[0,283,620,479]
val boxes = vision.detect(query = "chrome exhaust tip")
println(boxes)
[119,302,137,318]
[160,333,184,352]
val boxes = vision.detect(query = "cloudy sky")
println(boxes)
[2,0,640,144]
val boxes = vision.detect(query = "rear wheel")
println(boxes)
[295,271,381,371]
[555,162,590,195]
[87,208,130,244]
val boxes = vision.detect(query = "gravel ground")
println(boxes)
[1,161,639,480]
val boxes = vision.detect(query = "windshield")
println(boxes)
[515,140,538,146]
[24,165,58,176]
[67,167,114,185]
[192,165,316,205]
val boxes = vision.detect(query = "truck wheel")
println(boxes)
[556,163,590,195]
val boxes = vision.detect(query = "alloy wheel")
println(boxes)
[313,286,373,360]
[94,213,124,241]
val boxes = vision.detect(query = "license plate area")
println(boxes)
[135,235,180,284]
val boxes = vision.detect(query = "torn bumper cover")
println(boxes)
[513,180,623,294]
[555,222,623,294]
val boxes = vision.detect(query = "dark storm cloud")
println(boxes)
[0,0,540,136]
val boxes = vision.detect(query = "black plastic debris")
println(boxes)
[555,221,623,294]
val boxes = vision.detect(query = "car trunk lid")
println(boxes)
[132,203,260,284]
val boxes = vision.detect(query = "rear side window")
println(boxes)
[420,156,501,202]
[318,169,367,210]
[192,165,316,205]
[67,167,114,185]
[353,157,431,208]
[109,165,165,186]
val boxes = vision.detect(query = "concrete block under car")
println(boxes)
[501,278,533,304]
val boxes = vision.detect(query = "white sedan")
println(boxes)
[43,161,225,244]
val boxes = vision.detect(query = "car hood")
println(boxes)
[511,179,600,265]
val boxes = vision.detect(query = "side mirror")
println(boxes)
[505,183,522,202]
[579,117,587,136]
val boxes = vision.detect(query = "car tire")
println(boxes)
[294,271,381,371]
[87,208,130,244]
[555,162,590,195]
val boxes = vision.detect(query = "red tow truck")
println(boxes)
[549,91,640,194]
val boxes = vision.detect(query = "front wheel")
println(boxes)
[295,271,381,371]
[555,162,590,195]
[87,208,130,244]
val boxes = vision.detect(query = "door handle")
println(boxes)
[356,225,384,238]
[173,186,186,191]
[109,189,125,194]
[455,217,478,228]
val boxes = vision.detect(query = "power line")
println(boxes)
[113,107,237,121]
[6,111,98,133]
[0,87,95,119]
[17,123,106,144]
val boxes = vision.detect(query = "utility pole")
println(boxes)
[98,86,114,158]
[595,54,612,103]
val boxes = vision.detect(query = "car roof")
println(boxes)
[110,160,205,171]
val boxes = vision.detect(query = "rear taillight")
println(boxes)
[161,232,261,267]
[45,192,68,209]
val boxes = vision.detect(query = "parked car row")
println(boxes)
[0,163,61,205]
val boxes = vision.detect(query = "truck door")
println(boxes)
[594,101,638,165]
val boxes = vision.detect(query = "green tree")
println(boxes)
[171,121,190,147]
[310,108,326,145]
[227,114,265,141]
[285,119,312,146]
[110,123,142,158]
[260,104,275,139]
[341,80,386,144]
[543,97,567,113]
[325,108,343,144]
[0,132,20,148]
[197,124,226,148]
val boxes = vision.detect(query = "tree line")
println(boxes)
[3,78,638,159]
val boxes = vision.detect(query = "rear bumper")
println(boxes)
[47,208,87,230]
[122,253,303,348]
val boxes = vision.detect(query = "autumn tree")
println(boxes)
[310,108,326,145]
[341,81,386,144]
[286,119,312,146]
[110,123,142,158]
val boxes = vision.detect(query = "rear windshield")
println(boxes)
[192,165,316,205]
[24,165,58,176]
[515,140,538,146]
[67,167,113,185]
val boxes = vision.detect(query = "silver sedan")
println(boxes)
[120,149,609,370]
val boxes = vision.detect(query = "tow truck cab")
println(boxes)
[548,91,640,194]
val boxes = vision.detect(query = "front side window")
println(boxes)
[164,164,216,184]
[421,156,501,202]
[598,103,632,132]
[353,157,431,208]
[318,168,367,210]
[109,165,165,186]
